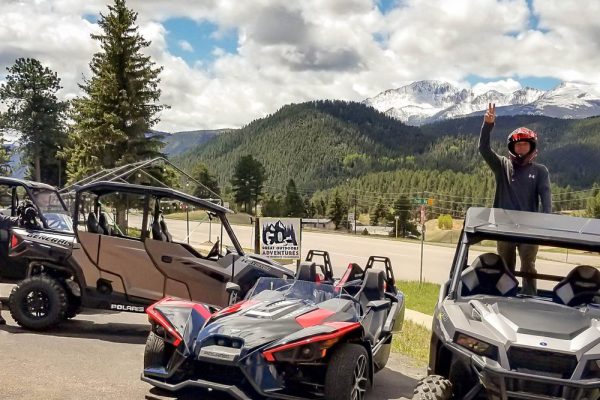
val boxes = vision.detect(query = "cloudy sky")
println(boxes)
[1,0,599,132]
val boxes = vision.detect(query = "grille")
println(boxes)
[507,347,578,379]
[194,361,246,386]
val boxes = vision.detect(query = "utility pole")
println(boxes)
[353,190,357,235]
[419,205,425,284]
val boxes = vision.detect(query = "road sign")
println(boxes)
[414,197,432,205]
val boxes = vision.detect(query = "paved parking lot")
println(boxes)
[0,299,425,400]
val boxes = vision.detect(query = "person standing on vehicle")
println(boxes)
[479,103,552,295]
[0,213,21,325]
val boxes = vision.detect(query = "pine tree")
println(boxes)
[0,136,11,176]
[231,155,266,214]
[191,161,220,198]
[64,0,166,182]
[391,196,414,237]
[328,191,347,230]
[284,179,305,217]
[262,194,284,217]
[0,58,67,184]
[370,199,388,226]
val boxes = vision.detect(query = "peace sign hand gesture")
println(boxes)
[484,103,496,124]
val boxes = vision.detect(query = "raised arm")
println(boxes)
[478,103,502,171]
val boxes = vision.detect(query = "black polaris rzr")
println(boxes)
[142,256,405,400]
[414,208,600,400]
[0,177,72,283]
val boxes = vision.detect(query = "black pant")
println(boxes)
[497,241,539,295]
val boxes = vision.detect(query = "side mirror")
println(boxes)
[226,282,241,305]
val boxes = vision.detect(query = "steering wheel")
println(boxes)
[567,290,600,307]
[45,217,64,230]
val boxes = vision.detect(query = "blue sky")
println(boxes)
[466,75,561,91]
[2,0,598,131]
[163,18,238,66]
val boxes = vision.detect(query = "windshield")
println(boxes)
[30,188,68,214]
[29,188,72,232]
[457,237,600,307]
[247,277,346,304]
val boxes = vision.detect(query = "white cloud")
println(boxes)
[0,0,599,132]
[472,79,523,96]
[178,40,194,52]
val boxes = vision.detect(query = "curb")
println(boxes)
[404,308,433,328]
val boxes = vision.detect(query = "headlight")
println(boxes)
[582,360,600,379]
[455,332,498,359]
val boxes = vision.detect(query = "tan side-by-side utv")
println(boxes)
[7,181,294,330]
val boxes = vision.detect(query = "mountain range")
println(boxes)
[173,100,600,191]
[364,80,600,126]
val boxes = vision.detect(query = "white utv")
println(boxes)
[414,207,600,400]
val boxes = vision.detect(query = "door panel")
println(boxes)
[70,247,101,287]
[77,231,100,264]
[165,279,190,300]
[144,239,229,306]
[98,236,164,300]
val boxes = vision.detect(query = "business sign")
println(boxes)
[259,218,301,260]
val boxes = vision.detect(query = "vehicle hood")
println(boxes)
[197,298,313,349]
[444,297,600,353]
[493,299,592,340]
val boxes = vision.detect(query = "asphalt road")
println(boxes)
[158,218,600,285]
[0,306,425,400]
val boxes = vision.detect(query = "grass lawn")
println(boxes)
[396,280,440,316]
[392,320,431,364]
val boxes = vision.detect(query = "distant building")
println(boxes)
[302,218,335,230]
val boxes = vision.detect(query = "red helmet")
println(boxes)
[507,127,538,165]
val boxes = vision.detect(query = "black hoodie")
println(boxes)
[479,122,552,213]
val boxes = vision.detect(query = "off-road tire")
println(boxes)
[144,332,168,369]
[412,375,452,400]
[324,344,370,400]
[61,282,82,320]
[9,275,67,330]
[64,295,82,320]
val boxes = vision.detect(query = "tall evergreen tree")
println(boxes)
[64,0,166,182]
[370,199,388,226]
[191,161,220,198]
[231,155,266,214]
[328,191,347,230]
[0,136,11,176]
[390,196,414,237]
[284,179,305,217]
[0,58,67,184]
[262,194,284,217]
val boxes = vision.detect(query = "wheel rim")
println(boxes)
[22,289,51,319]
[351,354,368,400]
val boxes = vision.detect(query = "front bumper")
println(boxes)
[447,343,600,400]
[142,374,253,400]
[142,353,314,400]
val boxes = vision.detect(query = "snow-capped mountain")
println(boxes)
[364,80,600,125]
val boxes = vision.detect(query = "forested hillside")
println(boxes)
[172,100,600,216]
[174,100,427,190]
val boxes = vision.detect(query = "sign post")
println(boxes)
[394,215,399,238]
[419,205,426,284]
